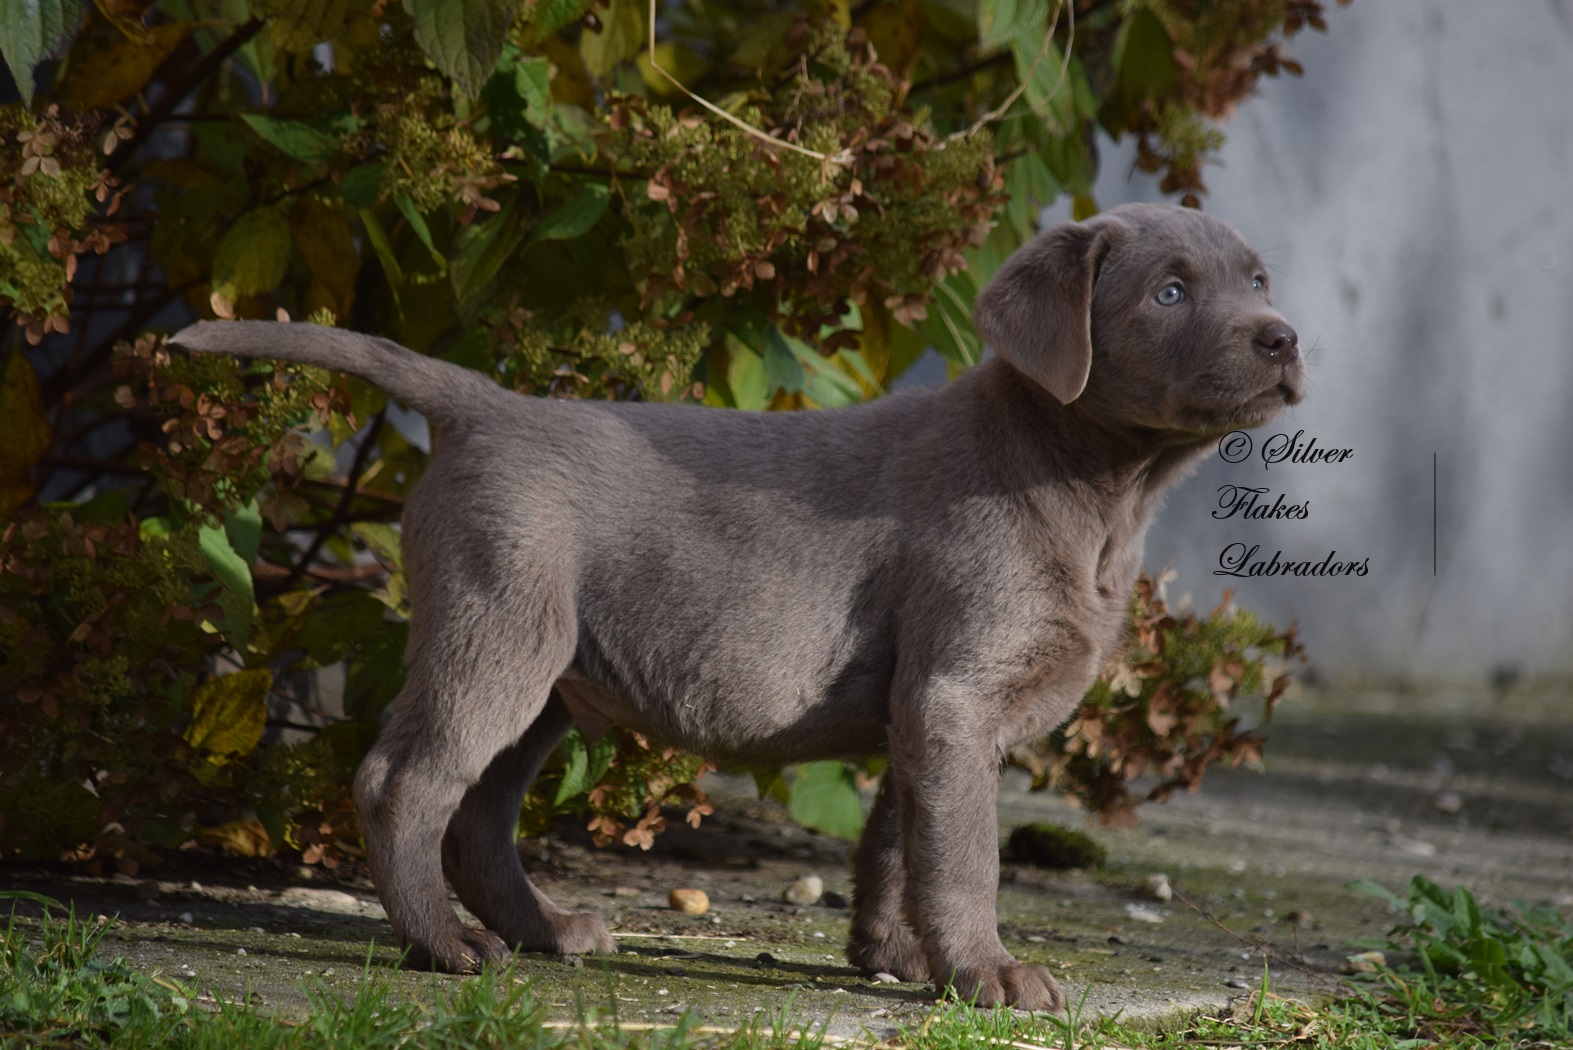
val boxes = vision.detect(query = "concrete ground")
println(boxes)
[4,684,1571,1041]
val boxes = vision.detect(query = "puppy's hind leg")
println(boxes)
[353,594,577,973]
[847,770,930,982]
[441,691,615,956]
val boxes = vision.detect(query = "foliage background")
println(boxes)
[1,0,1329,868]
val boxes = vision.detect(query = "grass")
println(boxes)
[3,879,1570,1050]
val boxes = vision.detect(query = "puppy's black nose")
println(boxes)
[1254,321,1299,361]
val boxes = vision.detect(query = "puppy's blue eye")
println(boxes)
[1155,283,1184,306]
[1253,275,1266,291]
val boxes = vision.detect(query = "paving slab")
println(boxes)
[4,684,1571,1041]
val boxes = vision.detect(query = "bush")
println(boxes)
[1,0,1337,865]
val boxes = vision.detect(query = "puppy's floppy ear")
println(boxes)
[973,219,1120,404]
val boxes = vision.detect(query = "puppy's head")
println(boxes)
[974,203,1306,436]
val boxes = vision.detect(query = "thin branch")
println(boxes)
[280,412,387,590]
[110,18,265,175]
[910,51,1013,94]
[40,285,187,405]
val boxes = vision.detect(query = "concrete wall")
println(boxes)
[1049,2,1573,683]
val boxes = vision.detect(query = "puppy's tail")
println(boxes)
[168,320,505,424]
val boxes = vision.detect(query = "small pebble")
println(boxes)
[247,927,265,935]
[755,952,776,967]
[1025,934,1046,943]
[669,888,709,915]
[1226,977,1250,989]
[189,881,202,893]
[812,931,826,939]
[1139,873,1173,902]
[1341,950,1386,974]
[664,965,685,976]
[1124,903,1164,924]
[656,988,669,996]
[613,886,640,897]
[784,875,823,907]
[870,972,899,984]
[178,912,194,925]
[236,948,247,957]
[1433,791,1463,814]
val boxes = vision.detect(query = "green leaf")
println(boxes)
[579,0,643,79]
[451,192,530,317]
[211,206,291,301]
[530,182,610,242]
[753,768,790,807]
[341,163,386,209]
[725,343,769,409]
[525,0,595,41]
[1013,31,1072,132]
[359,208,405,312]
[787,761,864,840]
[296,590,388,668]
[393,190,446,271]
[1113,7,1177,104]
[404,0,518,96]
[585,732,617,786]
[240,113,340,164]
[920,270,983,368]
[1347,878,1409,912]
[978,0,1041,53]
[482,46,554,169]
[784,335,863,407]
[198,520,255,649]
[344,622,407,720]
[0,0,84,106]
[553,731,591,805]
[760,329,805,396]
[184,669,272,763]
[223,501,262,566]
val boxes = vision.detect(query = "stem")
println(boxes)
[110,18,265,175]
[280,412,387,590]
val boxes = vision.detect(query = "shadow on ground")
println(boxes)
[4,684,1571,1041]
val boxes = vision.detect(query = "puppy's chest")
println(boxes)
[996,522,1147,743]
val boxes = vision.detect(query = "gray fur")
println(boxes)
[169,202,1304,1011]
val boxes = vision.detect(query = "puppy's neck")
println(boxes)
[978,359,1213,503]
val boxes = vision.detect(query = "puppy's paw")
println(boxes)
[403,927,513,973]
[847,925,931,983]
[549,909,617,955]
[943,962,1065,1012]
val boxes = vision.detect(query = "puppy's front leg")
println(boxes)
[890,712,1065,1012]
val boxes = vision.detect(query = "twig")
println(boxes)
[110,18,265,174]
[41,285,188,405]
[911,51,1013,93]
[645,0,852,167]
[280,412,386,590]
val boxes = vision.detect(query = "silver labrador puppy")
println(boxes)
[171,202,1305,1011]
